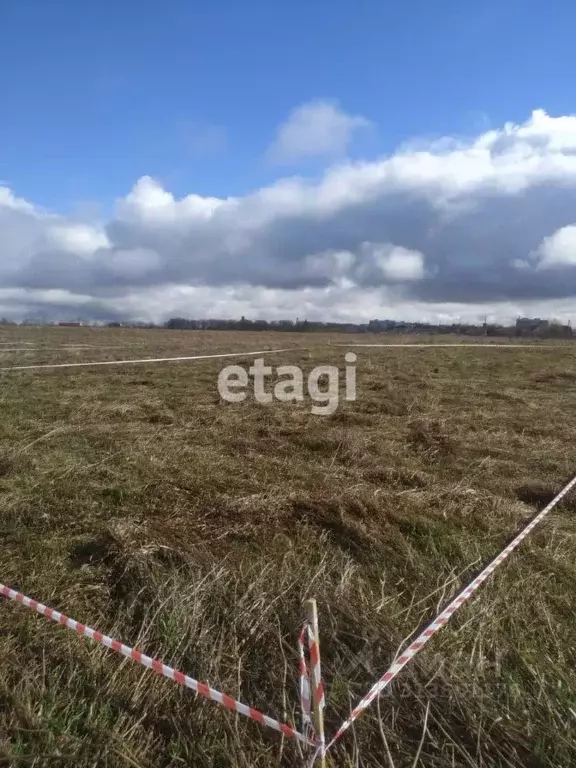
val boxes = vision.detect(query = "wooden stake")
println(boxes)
[305,598,326,767]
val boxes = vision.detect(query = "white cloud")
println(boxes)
[117,176,224,224]
[0,187,36,213]
[364,243,425,281]
[46,223,109,255]
[6,110,576,322]
[267,99,371,165]
[535,225,576,268]
[1,283,575,328]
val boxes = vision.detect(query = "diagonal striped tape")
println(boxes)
[299,620,326,762]
[325,473,576,753]
[298,622,326,720]
[307,623,325,712]
[0,583,314,747]
[298,624,313,733]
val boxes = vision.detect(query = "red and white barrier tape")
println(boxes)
[4,471,575,759]
[0,583,313,747]
[308,625,325,714]
[299,620,326,765]
[298,622,325,736]
[324,473,576,753]
[298,624,313,733]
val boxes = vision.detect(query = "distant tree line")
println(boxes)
[4,315,573,339]
[162,316,574,338]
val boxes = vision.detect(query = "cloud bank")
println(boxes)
[3,108,576,323]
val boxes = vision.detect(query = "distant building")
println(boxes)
[58,322,82,327]
[516,317,545,334]
[515,317,572,338]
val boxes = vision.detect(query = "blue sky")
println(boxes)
[3,0,576,324]
[2,0,576,209]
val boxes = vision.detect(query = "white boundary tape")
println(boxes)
[334,343,561,348]
[0,347,300,372]
[324,473,576,752]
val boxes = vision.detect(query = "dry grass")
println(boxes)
[1,327,576,766]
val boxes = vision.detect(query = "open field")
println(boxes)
[1,327,576,767]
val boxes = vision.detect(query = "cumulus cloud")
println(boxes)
[46,223,110,255]
[533,225,576,268]
[266,99,371,164]
[362,243,425,282]
[5,109,576,322]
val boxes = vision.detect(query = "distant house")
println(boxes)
[58,322,82,327]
